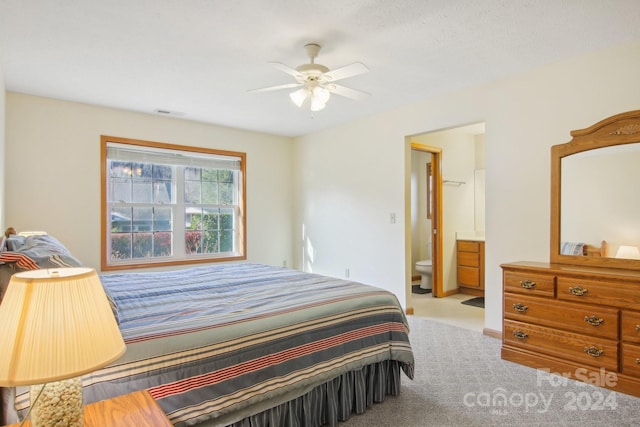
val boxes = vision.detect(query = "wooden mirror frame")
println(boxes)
[550,109,640,270]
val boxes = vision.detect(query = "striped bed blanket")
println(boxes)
[13,262,414,426]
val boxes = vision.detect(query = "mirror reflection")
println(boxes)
[561,143,640,259]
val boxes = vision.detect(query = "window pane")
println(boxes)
[220,208,234,230]
[154,207,172,231]
[218,170,233,183]
[133,163,152,178]
[202,209,218,231]
[132,207,153,231]
[132,179,153,203]
[185,230,202,254]
[219,183,234,204]
[220,230,233,252]
[203,230,218,253]
[202,181,218,204]
[153,181,172,203]
[111,233,132,259]
[153,165,172,180]
[111,208,132,232]
[133,233,153,258]
[110,178,131,203]
[184,181,201,204]
[202,169,218,181]
[153,232,172,257]
[185,207,202,230]
[110,161,132,178]
[184,167,200,181]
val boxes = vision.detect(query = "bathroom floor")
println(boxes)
[410,290,484,333]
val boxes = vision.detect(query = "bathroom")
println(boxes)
[410,123,486,297]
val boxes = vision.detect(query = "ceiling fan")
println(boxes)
[249,43,370,112]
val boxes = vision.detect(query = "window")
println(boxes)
[101,136,246,270]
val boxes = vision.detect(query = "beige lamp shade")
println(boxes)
[0,267,126,386]
[615,245,640,260]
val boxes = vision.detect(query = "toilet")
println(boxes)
[415,260,432,290]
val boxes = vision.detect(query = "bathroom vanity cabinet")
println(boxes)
[456,240,484,296]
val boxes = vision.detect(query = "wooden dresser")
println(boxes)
[457,240,484,296]
[501,261,640,397]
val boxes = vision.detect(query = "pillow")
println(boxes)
[6,235,26,251]
[560,242,586,256]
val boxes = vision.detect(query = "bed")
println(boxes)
[1,236,414,427]
[560,240,607,257]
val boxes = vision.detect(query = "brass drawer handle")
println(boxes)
[636,359,640,365]
[584,315,604,326]
[584,346,604,358]
[636,325,640,332]
[569,286,588,296]
[520,280,536,289]
[512,303,528,313]
[513,330,528,340]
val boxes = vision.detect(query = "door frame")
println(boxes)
[409,142,443,298]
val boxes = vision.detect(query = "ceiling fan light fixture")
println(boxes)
[313,86,330,103]
[310,87,330,111]
[289,88,308,107]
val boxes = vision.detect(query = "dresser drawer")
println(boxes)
[504,294,619,340]
[622,311,640,344]
[458,252,479,267]
[621,343,640,377]
[458,240,479,252]
[557,277,639,307]
[503,271,556,297]
[504,320,618,371]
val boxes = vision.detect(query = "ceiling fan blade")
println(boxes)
[248,83,302,93]
[327,84,370,100]
[323,62,369,82]
[269,62,304,78]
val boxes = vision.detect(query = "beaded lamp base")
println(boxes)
[30,377,83,427]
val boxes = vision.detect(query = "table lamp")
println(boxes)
[615,245,640,259]
[0,268,126,426]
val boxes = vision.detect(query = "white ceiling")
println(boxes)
[1,0,639,137]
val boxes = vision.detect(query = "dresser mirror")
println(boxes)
[550,110,640,270]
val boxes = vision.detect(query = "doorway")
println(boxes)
[406,123,486,313]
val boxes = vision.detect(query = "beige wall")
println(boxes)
[4,40,640,332]
[5,94,295,271]
[293,39,640,331]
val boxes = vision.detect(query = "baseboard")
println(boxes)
[438,288,459,297]
[458,287,484,297]
[482,327,501,339]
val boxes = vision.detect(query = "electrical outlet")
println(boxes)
[390,213,396,224]
[345,268,350,278]
[283,260,287,268]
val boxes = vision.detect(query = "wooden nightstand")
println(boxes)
[5,390,172,427]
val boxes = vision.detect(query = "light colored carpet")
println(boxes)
[344,315,640,426]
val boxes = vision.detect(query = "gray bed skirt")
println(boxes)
[223,359,405,427]
[2,360,406,426]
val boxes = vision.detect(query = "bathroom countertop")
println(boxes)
[456,232,485,242]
